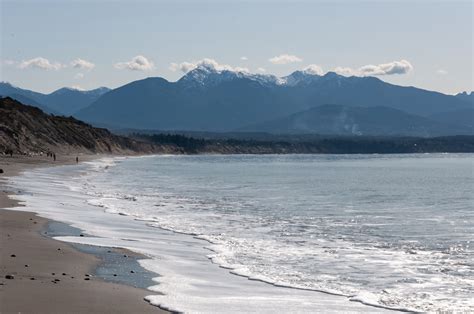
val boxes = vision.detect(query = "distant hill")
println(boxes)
[0,82,110,116]
[44,87,111,115]
[241,104,473,137]
[5,93,60,115]
[76,65,471,134]
[0,97,156,154]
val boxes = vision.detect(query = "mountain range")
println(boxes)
[0,82,110,115]
[2,65,473,137]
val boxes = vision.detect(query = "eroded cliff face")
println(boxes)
[0,97,162,155]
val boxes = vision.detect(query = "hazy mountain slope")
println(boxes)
[0,82,55,113]
[76,67,470,133]
[5,93,60,115]
[241,104,473,137]
[0,97,156,154]
[288,74,470,117]
[0,82,110,115]
[428,108,474,129]
[44,87,111,115]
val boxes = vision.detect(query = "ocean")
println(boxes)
[9,154,474,312]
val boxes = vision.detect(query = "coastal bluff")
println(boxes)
[0,97,159,155]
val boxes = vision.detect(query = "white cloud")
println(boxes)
[169,61,196,73]
[71,58,95,70]
[303,64,324,75]
[74,73,84,79]
[358,59,413,76]
[437,69,448,75]
[334,67,357,76]
[19,57,64,70]
[257,67,266,73]
[268,54,302,65]
[114,55,154,71]
[333,60,413,77]
[169,58,249,74]
[240,56,248,61]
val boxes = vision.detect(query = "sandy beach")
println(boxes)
[0,155,165,313]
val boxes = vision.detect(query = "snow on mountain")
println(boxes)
[178,64,321,88]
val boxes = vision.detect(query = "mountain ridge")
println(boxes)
[0,82,110,116]
[76,66,471,135]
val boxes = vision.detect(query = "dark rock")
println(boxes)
[130,270,135,274]
[24,264,29,267]
[113,274,117,277]
[0,169,4,174]
[10,254,16,257]
[79,234,84,237]
[84,277,90,281]
[30,277,35,280]
[5,275,14,279]
[51,273,55,275]
[62,273,67,276]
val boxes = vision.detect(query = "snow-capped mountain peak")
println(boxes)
[179,64,287,88]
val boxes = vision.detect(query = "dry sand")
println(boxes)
[0,155,166,313]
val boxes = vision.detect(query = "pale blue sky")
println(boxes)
[1,0,472,94]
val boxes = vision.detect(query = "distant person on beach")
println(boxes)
[53,154,56,161]
[76,156,79,163]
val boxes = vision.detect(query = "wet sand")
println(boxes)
[0,155,166,313]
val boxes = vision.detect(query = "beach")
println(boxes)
[0,155,165,314]
[1,153,471,312]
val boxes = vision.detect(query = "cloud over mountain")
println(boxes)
[169,58,249,73]
[71,58,95,70]
[269,54,303,65]
[19,57,64,70]
[303,64,324,75]
[114,55,154,71]
[358,59,413,76]
[333,60,413,77]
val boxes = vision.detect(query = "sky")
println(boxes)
[0,0,472,95]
